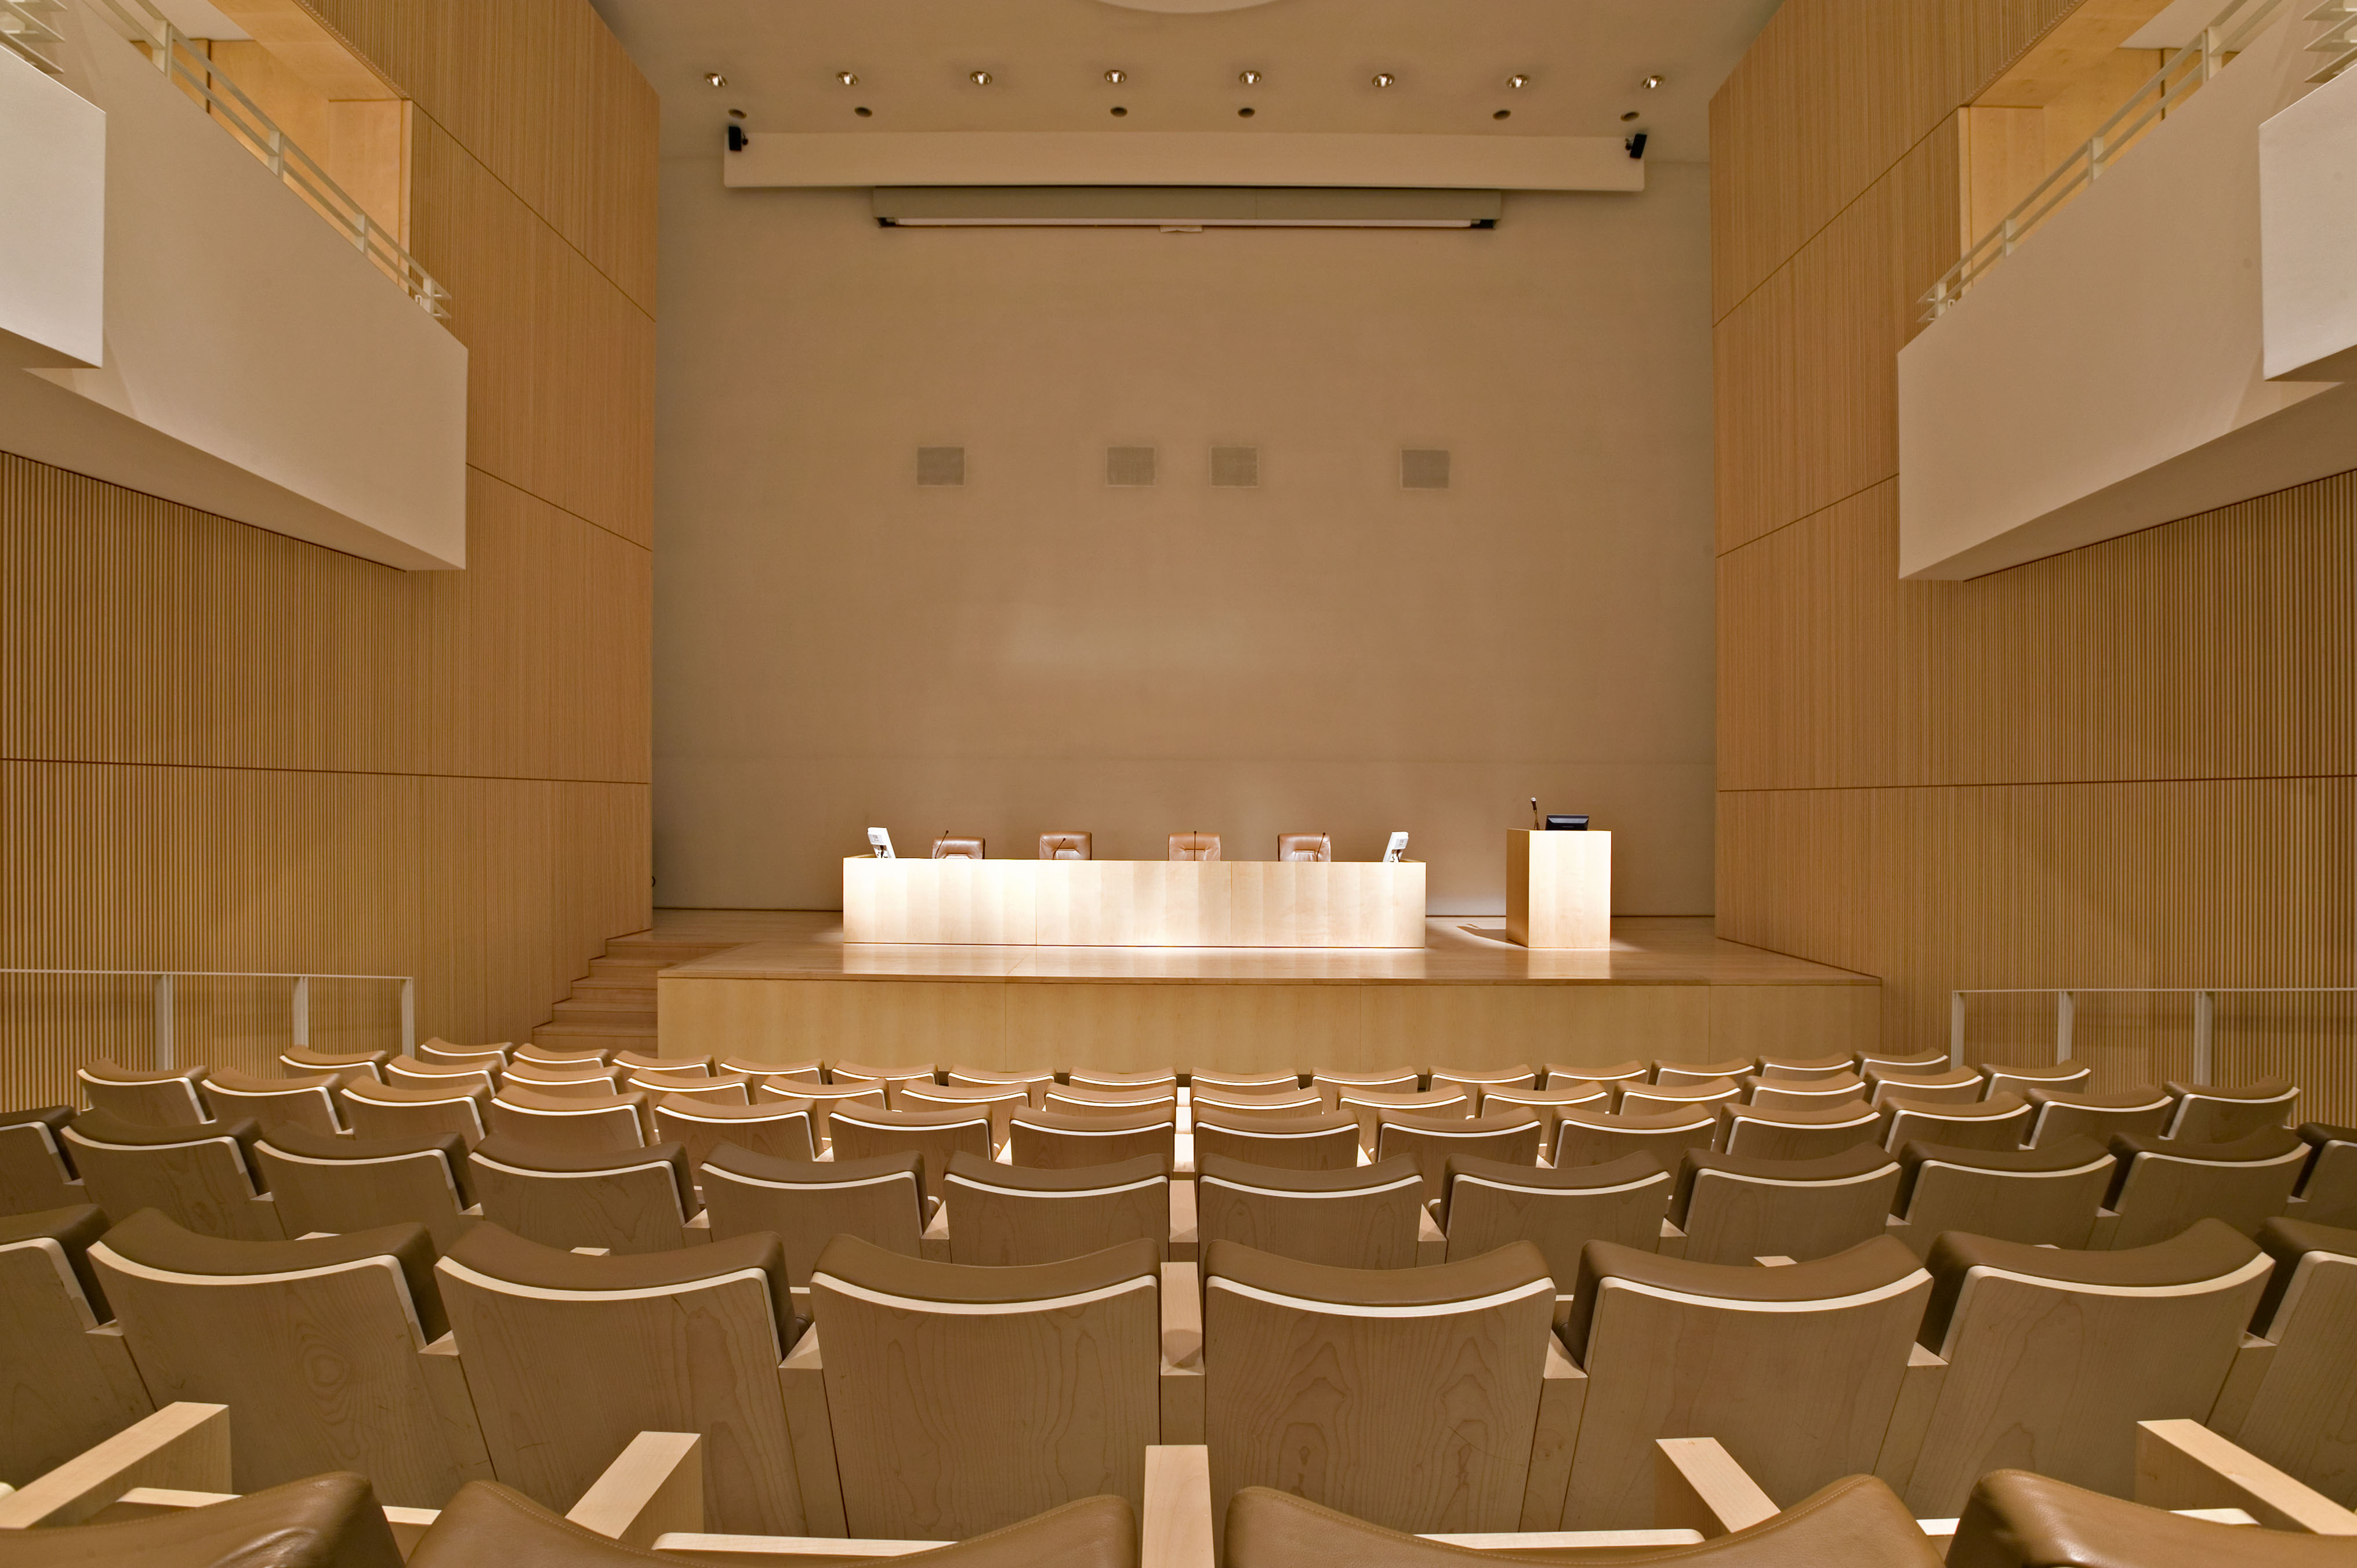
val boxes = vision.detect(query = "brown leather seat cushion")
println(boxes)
[944,1149,1168,1193]
[813,1231,1159,1304]
[2252,1214,2357,1333]
[444,1221,792,1338]
[99,1207,451,1340]
[1892,1134,2110,1215]
[1198,1152,1420,1195]
[470,1133,692,1214]
[1206,1235,1549,1308]
[1224,1473,1942,1566]
[1920,1217,2261,1352]
[1564,1236,1924,1367]
[0,1202,113,1318]
[27,1471,402,1567]
[1670,1141,1899,1223]
[260,1123,474,1206]
[1948,1467,2357,1567]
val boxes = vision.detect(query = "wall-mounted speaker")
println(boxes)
[1107,446,1158,487]
[916,447,966,485]
[1210,445,1259,487]
[1401,448,1451,489]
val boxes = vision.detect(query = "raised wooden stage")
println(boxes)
[653,911,1881,1074]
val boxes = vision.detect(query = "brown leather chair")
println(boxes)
[0,1105,83,1216]
[1038,832,1092,860]
[1948,1465,2357,1568]
[1168,833,1220,862]
[1275,833,1330,862]
[3,1472,405,1567]
[2164,1077,2299,1143]
[1883,1135,2115,1256]
[932,835,985,859]
[2297,1122,2357,1226]
[2238,1217,2357,1507]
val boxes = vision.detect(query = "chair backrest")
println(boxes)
[90,1210,460,1505]
[1470,1083,1608,1150]
[720,1055,823,1083]
[1373,1110,1541,1204]
[1042,1085,1180,1123]
[1190,1085,1325,1121]
[1037,832,1092,859]
[777,1081,887,1141]
[810,1234,1163,1540]
[2103,1128,2307,1247]
[1275,832,1331,862]
[278,1046,390,1086]
[652,1095,815,1173]
[1901,1219,2273,1515]
[1863,1066,1985,1107]
[1203,1239,1555,1535]
[1332,1087,1469,1149]
[201,1068,347,1137]
[1754,1052,1856,1081]
[699,1146,925,1286]
[2238,1217,2357,1507]
[339,1079,492,1148]
[499,1062,626,1098]
[1168,832,1220,861]
[1552,1106,1718,1170]
[1427,1064,1538,1099]
[1067,1069,1180,1092]
[1192,1109,1361,1171]
[2164,1077,2300,1143]
[1877,1091,2032,1153]
[900,1081,1042,1144]
[1885,1135,2113,1257]
[943,1150,1169,1265]
[932,834,985,858]
[253,1124,471,1239]
[1188,1069,1301,1094]
[436,1223,804,1534]
[0,1204,150,1482]
[625,1071,750,1107]
[417,1040,510,1070]
[75,1061,211,1127]
[1855,1048,1950,1076]
[2298,1121,2357,1228]
[62,1110,281,1240]
[829,1104,992,1201]
[467,1135,695,1254]
[1311,1067,1421,1097]
[1715,1100,1883,1162]
[484,1087,650,1155]
[1007,1107,1177,1171]
[384,1057,500,1095]
[615,1050,710,1075]
[1615,1077,1743,1116]
[2025,1085,2174,1148]
[1441,1152,1671,1294]
[829,1061,938,1092]
[942,1065,1052,1101]
[1194,1154,1424,1272]
[1543,1059,1648,1088]
[1670,1144,1903,1266]
[1653,1057,1756,1088]
[1561,1237,1932,1529]
[0,1106,82,1217]
[1981,1061,2091,1099]
[1741,1072,1867,1112]
[513,1043,614,1067]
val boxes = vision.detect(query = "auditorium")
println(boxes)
[1,0,2352,1561]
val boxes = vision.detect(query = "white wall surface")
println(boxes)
[652,161,1717,915]
[0,46,104,370]
[2261,64,2357,383]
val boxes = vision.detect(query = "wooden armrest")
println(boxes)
[1143,1446,1214,1568]
[1416,1208,1447,1265]
[1653,1437,1778,1536]
[1656,1219,1687,1260]
[0,1403,230,1527]
[1874,1341,1948,1496]
[2207,1333,2277,1439]
[1160,1262,1201,1367]
[1167,1180,1198,1262]
[568,1432,703,1545]
[684,1210,712,1244]
[777,1325,846,1537]
[919,1203,951,1262]
[1521,1332,1587,1530]
[1753,1255,1797,1267]
[2135,1419,2357,1534]
[571,1246,612,1257]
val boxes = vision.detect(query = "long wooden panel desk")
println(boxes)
[843,856,1427,948]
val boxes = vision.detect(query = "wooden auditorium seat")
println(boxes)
[623,1069,749,1106]
[340,1078,492,1148]
[416,1040,511,1072]
[1042,1084,1180,1124]
[2165,1077,2300,1144]
[942,1065,1052,1102]
[0,1204,151,1483]
[719,1054,823,1084]
[435,1223,808,1534]
[1542,1059,1648,1090]
[1615,1078,1743,1117]
[1864,1066,1987,1107]
[651,1094,814,1173]
[829,1060,938,1094]
[1754,1051,1858,1081]
[771,1081,886,1143]
[1877,1091,2035,1153]
[1550,1106,1717,1170]
[1190,1068,1302,1093]
[938,1150,1174,1265]
[1890,1219,2274,1515]
[484,1087,650,1155]
[1714,1100,1883,1162]
[699,1146,926,1285]
[466,1135,698,1254]
[1856,1047,1951,1076]
[0,1472,405,1567]
[75,1061,211,1127]
[2232,1218,2357,1505]
[1475,1082,1608,1150]
[89,1210,472,1504]
[200,1068,347,1137]
[1428,1064,1538,1099]
[1882,1136,2115,1256]
[802,1235,1167,1540]
[0,1106,83,1215]
[1190,1084,1325,1121]
[62,1110,281,1240]
[1375,1110,1542,1204]
[2297,1123,2357,1226]
[1439,1153,1671,1315]
[386,1057,501,1097]
[1068,1069,1180,1092]
[2098,1128,2307,1247]
[492,1061,625,1097]
[1194,1154,1428,1272]
[1310,1066,1421,1099]
[1333,1087,1470,1149]
[1948,1467,2357,1568]
[1652,1057,1756,1088]
[253,1124,474,1241]
[513,1042,615,1067]
[2025,1085,2174,1148]
[1191,1109,1359,1171]
[278,1045,390,1085]
[1981,1061,2092,1099]
[1007,1106,1177,1171]
[1557,1236,1932,1529]
[614,1050,708,1076]
[830,1104,992,1203]
[1740,1070,1868,1112]
[1668,1144,1902,1265]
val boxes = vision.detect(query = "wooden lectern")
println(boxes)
[1505,829,1612,949]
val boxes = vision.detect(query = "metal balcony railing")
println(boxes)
[0,968,417,1065]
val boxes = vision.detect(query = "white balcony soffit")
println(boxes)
[0,44,103,369]
[2260,62,2357,382]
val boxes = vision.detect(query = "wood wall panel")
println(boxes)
[0,0,655,1112]
[1712,0,2357,1122]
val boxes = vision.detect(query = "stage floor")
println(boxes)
[653,911,1880,1073]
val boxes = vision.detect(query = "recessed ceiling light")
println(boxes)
[1104,68,1127,84]
[702,71,726,88]
[1493,108,1510,119]
[1621,110,1640,122]
[835,70,858,87]
[969,70,993,86]
[1507,73,1531,89]
[728,108,745,120]
[1238,69,1262,86]
[1238,106,1254,117]
[855,106,872,117]
[1370,71,1397,88]
[1111,105,1127,116]
[1642,74,1666,89]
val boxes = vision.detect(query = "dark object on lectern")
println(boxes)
[1626,133,1648,159]
[1545,815,1589,832]
[727,125,748,152]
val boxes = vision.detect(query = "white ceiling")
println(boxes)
[590,0,1785,162]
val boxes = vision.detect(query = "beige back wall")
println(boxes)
[652,163,1716,914]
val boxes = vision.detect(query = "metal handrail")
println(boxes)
[81,0,451,321]
[0,968,417,1064]
[0,0,67,70]
[1949,985,2356,1078]
[1922,0,2298,322]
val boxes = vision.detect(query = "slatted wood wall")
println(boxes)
[1712,1,2357,1122]
[0,0,655,1109]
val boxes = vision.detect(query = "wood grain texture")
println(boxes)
[699,1165,923,1288]
[1886,1153,2111,1256]
[2237,1248,2357,1505]
[468,1153,688,1254]
[1194,1167,1424,1275]
[0,1241,155,1486]
[0,1402,228,1527]
[944,1171,1170,1268]
[1676,1164,1902,1266]
[63,1133,284,1241]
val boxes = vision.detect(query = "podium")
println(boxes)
[1504,829,1611,949]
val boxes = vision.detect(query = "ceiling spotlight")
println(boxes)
[1238,68,1261,86]
[728,108,745,120]
[970,70,993,86]
[1507,73,1531,89]
[1104,68,1126,84]
[1621,110,1640,122]
[835,70,858,87]
[702,71,726,88]
[1371,71,1397,88]
[1642,74,1665,89]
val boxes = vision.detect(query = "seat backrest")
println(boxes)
[2104,1128,2308,1248]
[1981,1061,2091,1099]
[1878,1092,2032,1153]
[1204,1239,1554,1536]
[1542,1060,1648,1088]
[1561,1237,1932,1530]
[1332,1088,1469,1149]
[418,1040,510,1069]
[497,1062,626,1098]
[1653,1057,1756,1088]
[384,1057,500,1095]
[75,1061,211,1127]
[1863,1066,1986,1107]
[484,1088,650,1155]
[1192,1109,1361,1171]
[253,1124,471,1238]
[3,1473,406,1567]
[1188,1069,1302,1094]
[1374,1110,1541,1204]
[1190,1086,1325,1121]
[652,1095,815,1173]
[829,1061,938,1092]
[810,1234,1162,1540]
[1740,1072,1867,1112]
[943,1150,1169,1265]
[2298,1121,2357,1228]
[1901,1219,2272,1516]
[62,1110,281,1240]
[1949,1468,2353,1568]
[932,834,985,858]
[1427,1064,1538,1099]
[437,1223,804,1534]
[1067,1069,1180,1092]
[1195,1154,1424,1272]
[1168,832,1220,861]
[2238,1218,2357,1506]
[1551,1106,1717,1170]
[1670,1144,1903,1265]
[2164,1077,2300,1143]
[2025,1086,2174,1148]
[778,1081,887,1141]
[1007,1107,1177,1171]
[1471,1083,1608,1150]
[278,1046,390,1086]
[513,1043,614,1067]
[91,1210,460,1505]
[0,1106,82,1216]
[1042,1086,1180,1123]
[900,1082,1039,1144]
[1441,1153,1670,1291]
[1715,1100,1883,1162]
[0,1204,151,1482]
[339,1079,491,1148]
[942,1065,1053,1101]
[829,1105,993,1202]
[699,1146,924,1286]
[201,1068,346,1137]
[615,1050,710,1075]
[1885,1135,2113,1257]
[1036,832,1092,860]
[1616,1077,1742,1116]
[467,1135,694,1254]
[719,1055,822,1083]
[1310,1067,1420,1097]
[1275,832,1330,862]
[1855,1048,1950,1076]
[624,1072,750,1108]
[1754,1052,1857,1081]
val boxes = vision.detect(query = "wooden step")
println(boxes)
[567,979,656,1004]
[532,1022,657,1054]
[553,1000,654,1027]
